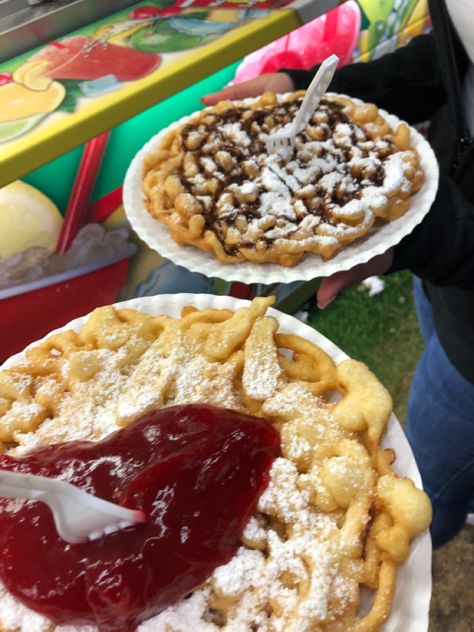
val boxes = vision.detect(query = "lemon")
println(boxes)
[0,81,65,123]
[0,181,63,259]
[13,60,52,91]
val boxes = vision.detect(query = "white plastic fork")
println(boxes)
[0,469,146,544]
[265,53,339,155]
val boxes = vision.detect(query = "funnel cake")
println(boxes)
[142,92,424,266]
[0,296,431,631]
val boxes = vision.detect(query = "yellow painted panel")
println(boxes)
[0,9,300,188]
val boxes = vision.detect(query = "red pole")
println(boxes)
[56,131,110,253]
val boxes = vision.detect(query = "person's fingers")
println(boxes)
[201,73,294,105]
[316,250,394,309]
[317,272,355,309]
[201,80,262,105]
[202,77,269,105]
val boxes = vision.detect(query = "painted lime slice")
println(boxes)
[0,114,45,143]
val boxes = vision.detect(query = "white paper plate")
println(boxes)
[123,95,439,285]
[2,293,431,632]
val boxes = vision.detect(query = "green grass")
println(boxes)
[307,271,425,422]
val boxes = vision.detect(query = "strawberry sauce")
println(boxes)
[0,404,280,631]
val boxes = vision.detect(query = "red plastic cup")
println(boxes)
[0,251,134,363]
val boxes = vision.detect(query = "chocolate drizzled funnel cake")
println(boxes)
[142,91,424,267]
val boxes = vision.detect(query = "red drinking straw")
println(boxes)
[56,131,110,253]
[88,185,123,224]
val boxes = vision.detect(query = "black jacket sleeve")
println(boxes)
[283,34,474,289]
[283,34,447,125]
[389,174,474,289]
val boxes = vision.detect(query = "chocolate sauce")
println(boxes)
[178,98,395,249]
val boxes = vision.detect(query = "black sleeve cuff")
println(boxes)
[388,175,474,289]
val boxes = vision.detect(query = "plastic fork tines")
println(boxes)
[265,54,339,155]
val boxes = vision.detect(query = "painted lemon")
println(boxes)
[0,81,65,124]
[0,181,63,259]
[13,60,52,91]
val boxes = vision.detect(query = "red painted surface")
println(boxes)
[31,36,161,82]
[0,257,130,362]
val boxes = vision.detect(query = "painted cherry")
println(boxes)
[130,6,161,19]
[0,73,13,86]
[155,6,182,16]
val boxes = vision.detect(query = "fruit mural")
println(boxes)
[0,0,430,145]
[0,1,261,144]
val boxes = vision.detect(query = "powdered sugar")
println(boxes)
[333,122,353,144]
[242,516,268,546]
[201,156,218,172]
[180,97,418,262]
[337,198,366,217]
[259,191,297,221]
[141,452,349,632]
[261,166,291,196]
[0,584,49,632]
[1,400,45,432]
[139,588,216,632]
[214,547,267,597]
[242,343,282,401]
[240,182,258,196]
[382,152,411,194]
[0,372,33,398]
[221,122,251,147]
[3,321,244,457]
[292,153,338,185]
